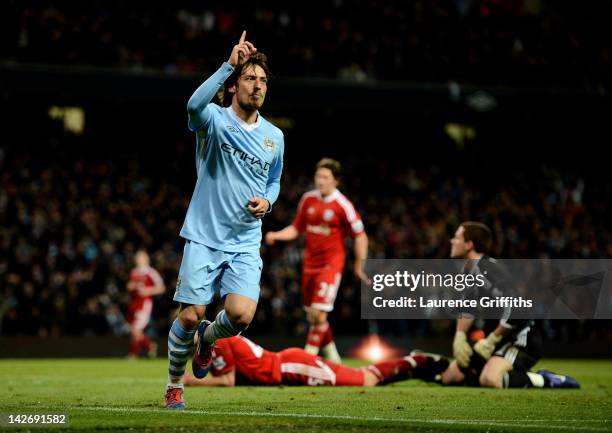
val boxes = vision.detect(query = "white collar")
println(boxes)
[227,105,261,132]
[318,189,340,203]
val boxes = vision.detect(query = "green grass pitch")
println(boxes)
[1,358,610,433]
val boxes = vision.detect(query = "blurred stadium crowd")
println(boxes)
[1,139,610,340]
[1,0,610,347]
[2,0,610,89]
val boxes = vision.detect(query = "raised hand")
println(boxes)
[227,30,257,68]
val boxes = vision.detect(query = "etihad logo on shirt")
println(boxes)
[221,143,271,172]
[306,224,331,236]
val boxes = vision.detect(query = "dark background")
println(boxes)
[1,0,611,356]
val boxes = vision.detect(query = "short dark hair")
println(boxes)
[460,221,492,254]
[316,158,342,180]
[223,52,270,106]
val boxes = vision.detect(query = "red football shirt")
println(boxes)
[292,189,364,273]
[128,266,162,310]
[210,336,282,385]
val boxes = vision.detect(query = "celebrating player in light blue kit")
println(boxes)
[165,31,284,409]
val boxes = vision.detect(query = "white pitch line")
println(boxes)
[71,406,609,432]
[13,378,163,385]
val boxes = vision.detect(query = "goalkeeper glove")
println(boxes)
[452,331,473,368]
[473,332,503,360]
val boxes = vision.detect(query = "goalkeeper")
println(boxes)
[444,222,579,389]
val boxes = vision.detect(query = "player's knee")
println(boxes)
[178,309,201,330]
[233,314,253,330]
[224,294,257,328]
[479,370,503,388]
[225,309,254,329]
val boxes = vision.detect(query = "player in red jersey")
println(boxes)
[182,336,447,387]
[265,158,369,363]
[127,249,166,358]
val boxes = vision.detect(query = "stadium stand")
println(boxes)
[1,1,610,89]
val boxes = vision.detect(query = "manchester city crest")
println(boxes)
[262,137,276,152]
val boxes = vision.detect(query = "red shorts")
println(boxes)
[279,348,364,386]
[301,270,342,312]
[127,298,152,331]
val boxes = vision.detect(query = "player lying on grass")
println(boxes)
[182,335,448,387]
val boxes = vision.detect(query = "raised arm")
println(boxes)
[186,63,234,131]
[187,31,257,131]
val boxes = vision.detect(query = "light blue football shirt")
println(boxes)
[180,62,284,253]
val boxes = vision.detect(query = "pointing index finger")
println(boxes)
[239,30,246,44]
